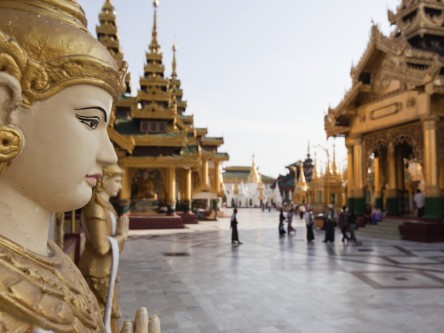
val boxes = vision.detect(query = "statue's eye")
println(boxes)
[75,114,100,130]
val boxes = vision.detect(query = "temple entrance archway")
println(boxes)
[366,132,424,216]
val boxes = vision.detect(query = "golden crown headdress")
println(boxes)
[0,0,127,107]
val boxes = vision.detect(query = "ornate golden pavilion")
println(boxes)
[325,0,444,240]
[277,145,345,211]
[308,147,346,211]
[96,0,229,219]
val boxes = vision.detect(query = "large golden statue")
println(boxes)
[79,164,128,333]
[0,0,159,332]
[136,171,158,200]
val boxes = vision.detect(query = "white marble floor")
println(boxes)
[118,208,444,333]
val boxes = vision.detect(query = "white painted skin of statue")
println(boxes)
[0,80,116,255]
[0,73,160,333]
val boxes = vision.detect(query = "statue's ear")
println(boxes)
[0,72,22,121]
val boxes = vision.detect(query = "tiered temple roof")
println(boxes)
[325,0,444,138]
[96,0,228,171]
[96,0,131,94]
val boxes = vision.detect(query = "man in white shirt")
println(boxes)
[413,189,425,217]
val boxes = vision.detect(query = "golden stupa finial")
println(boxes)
[102,0,114,12]
[150,0,160,53]
[297,161,308,188]
[172,43,178,78]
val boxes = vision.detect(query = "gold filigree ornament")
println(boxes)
[0,0,128,108]
[0,125,24,174]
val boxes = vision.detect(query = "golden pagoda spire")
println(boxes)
[130,0,171,118]
[332,140,338,175]
[292,161,308,203]
[247,154,260,184]
[324,146,331,176]
[297,161,308,189]
[96,0,131,94]
[172,43,178,79]
[150,0,160,53]
[169,43,188,114]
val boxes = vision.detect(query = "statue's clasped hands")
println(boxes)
[118,214,130,239]
[121,308,161,333]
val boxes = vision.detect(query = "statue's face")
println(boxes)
[103,175,123,197]
[3,85,117,212]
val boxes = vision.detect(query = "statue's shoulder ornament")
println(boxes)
[0,236,104,332]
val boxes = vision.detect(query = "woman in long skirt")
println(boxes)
[305,208,315,242]
[231,208,242,244]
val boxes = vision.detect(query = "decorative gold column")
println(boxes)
[422,115,441,218]
[353,137,364,195]
[213,161,221,195]
[119,167,134,214]
[352,136,365,214]
[119,167,133,202]
[183,168,192,212]
[184,169,192,202]
[422,116,440,196]
[201,158,209,187]
[166,167,176,215]
[374,156,383,209]
[386,142,399,215]
[387,143,397,192]
[345,138,354,210]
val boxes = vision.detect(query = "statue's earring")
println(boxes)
[0,125,24,174]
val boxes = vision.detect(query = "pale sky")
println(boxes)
[78,0,400,178]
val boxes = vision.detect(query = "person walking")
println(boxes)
[279,208,286,236]
[231,208,242,245]
[286,207,296,234]
[338,206,350,243]
[305,207,315,242]
[413,189,425,217]
[323,204,336,243]
[348,210,358,244]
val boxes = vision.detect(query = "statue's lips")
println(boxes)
[85,174,101,187]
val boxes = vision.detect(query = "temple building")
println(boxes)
[325,0,444,241]
[277,144,345,211]
[96,0,229,226]
[223,157,280,208]
[308,148,346,211]
[277,146,314,205]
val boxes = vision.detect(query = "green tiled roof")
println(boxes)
[181,145,199,154]
[115,119,141,135]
